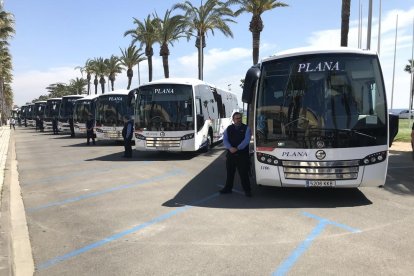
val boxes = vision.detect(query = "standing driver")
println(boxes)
[86,114,96,145]
[122,115,134,158]
[220,112,252,197]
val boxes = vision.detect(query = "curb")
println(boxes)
[9,130,35,275]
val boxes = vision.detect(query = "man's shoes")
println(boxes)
[219,188,232,194]
[245,191,252,197]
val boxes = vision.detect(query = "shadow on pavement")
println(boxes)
[84,149,203,162]
[163,151,372,209]
[385,149,414,195]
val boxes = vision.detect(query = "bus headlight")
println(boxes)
[359,151,387,166]
[257,152,280,166]
[181,133,194,140]
[95,128,103,133]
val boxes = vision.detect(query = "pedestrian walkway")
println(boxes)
[0,125,11,275]
[0,125,11,205]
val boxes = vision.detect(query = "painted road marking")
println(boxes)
[37,193,219,270]
[24,162,151,187]
[273,212,361,276]
[28,168,184,212]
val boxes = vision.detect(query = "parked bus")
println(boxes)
[242,47,397,188]
[34,101,47,129]
[95,89,134,141]
[26,103,36,127]
[73,94,98,136]
[58,95,84,133]
[20,105,28,126]
[44,98,62,131]
[133,78,239,152]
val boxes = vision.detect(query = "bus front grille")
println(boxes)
[146,137,181,148]
[282,160,359,180]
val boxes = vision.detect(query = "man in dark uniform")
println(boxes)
[220,112,252,197]
[69,117,75,137]
[122,115,134,158]
[86,114,96,145]
[52,116,58,134]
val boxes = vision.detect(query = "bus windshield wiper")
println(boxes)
[320,128,376,140]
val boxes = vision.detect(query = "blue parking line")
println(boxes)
[273,212,360,276]
[24,162,151,187]
[37,192,219,270]
[28,168,184,212]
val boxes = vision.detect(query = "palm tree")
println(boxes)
[69,77,87,95]
[173,0,236,80]
[154,9,186,78]
[340,0,351,46]
[94,57,108,94]
[89,58,100,94]
[404,60,414,110]
[75,59,94,95]
[119,45,147,89]
[105,55,124,91]
[124,15,158,82]
[0,7,15,123]
[230,0,288,65]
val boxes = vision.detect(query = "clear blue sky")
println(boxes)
[6,0,414,109]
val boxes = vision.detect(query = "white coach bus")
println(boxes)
[58,95,84,133]
[95,89,135,141]
[242,47,398,188]
[44,98,61,131]
[133,78,239,152]
[73,94,98,136]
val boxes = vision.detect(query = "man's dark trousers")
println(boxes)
[225,152,250,192]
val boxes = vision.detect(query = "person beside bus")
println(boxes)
[52,116,58,134]
[86,114,96,145]
[220,112,252,197]
[10,117,15,130]
[69,117,75,137]
[122,115,133,158]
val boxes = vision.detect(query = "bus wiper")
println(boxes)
[343,129,376,140]
[321,128,376,140]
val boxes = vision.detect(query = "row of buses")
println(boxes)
[17,47,399,189]
[18,78,240,152]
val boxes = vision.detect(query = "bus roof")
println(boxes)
[34,100,47,104]
[61,94,85,99]
[140,78,207,87]
[46,97,62,101]
[97,89,130,96]
[262,47,378,63]
[75,94,99,101]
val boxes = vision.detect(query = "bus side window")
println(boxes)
[196,98,204,131]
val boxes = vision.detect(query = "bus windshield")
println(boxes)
[59,97,80,119]
[256,53,387,149]
[74,100,95,123]
[45,100,61,119]
[136,84,194,131]
[96,95,131,126]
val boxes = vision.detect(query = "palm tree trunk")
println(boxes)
[252,31,260,65]
[94,76,98,95]
[341,0,351,46]
[127,68,133,89]
[161,43,170,78]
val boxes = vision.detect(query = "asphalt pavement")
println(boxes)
[1,125,413,275]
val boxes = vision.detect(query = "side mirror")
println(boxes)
[388,113,399,147]
[242,65,260,104]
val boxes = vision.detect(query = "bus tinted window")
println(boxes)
[136,84,194,131]
[256,54,387,148]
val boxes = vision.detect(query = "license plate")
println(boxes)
[156,147,169,151]
[306,180,336,187]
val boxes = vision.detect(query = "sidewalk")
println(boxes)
[0,125,34,276]
[0,125,12,275]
